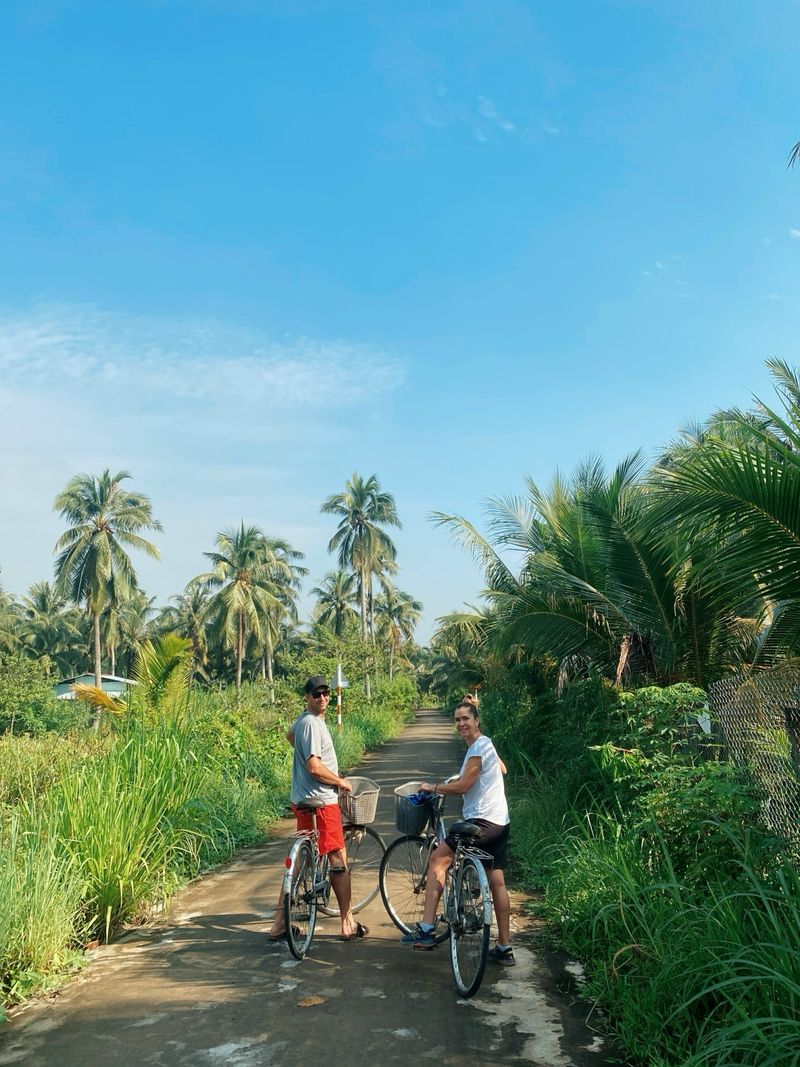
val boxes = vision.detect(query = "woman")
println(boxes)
[402,699,514,966]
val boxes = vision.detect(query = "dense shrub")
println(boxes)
[501,676,794,1066]
[0,653,85,735]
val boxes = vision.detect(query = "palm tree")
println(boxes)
[0,576,20,653]
[19,580,84,676]
[433,453,756,688]
[114,591,157,678]
[53,470,162,706]
[253,536,306,699]
[198,523,284,694]
[321,473,402,640]
[321,473,401,696]
[158,580,212,679]
[651,359,800,656]
[311,570,359,637]
[374,585,422,680]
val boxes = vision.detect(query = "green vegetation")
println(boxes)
[426,363,800,1065]
[0,672,416,1018]
[0,468,421,1020]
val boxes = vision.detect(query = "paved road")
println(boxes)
[0,709,613,1067]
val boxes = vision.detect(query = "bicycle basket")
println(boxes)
[339,777,380,824]
[394,781,442,835]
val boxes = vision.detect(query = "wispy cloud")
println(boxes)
[789,228,800,239]
[0,304,405,409]
[477,96,515,134]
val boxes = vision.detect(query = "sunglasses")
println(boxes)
[311,691,330,698]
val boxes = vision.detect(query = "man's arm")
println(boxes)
[306,754,352,792]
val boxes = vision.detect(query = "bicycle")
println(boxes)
[283,783,385,961]
[379,782,493,998]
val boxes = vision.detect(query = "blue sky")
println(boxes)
[1,0,799,641]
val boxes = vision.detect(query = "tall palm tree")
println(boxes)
[321,473,402,640]
[311,570,359,637]
[198,523,284,694]
[19,580,84,676]
[158,580,212,679]
[53,470,162,704]
[114,591,157,677]
[253,536,306,698]
[0,576,20,653]
[374,584,422,680]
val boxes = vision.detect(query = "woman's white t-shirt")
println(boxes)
[460,734,510,825]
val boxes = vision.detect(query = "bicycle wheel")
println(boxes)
[284,839,318,960]
[449,855,491,998]
[320,824,385,916]
[379,834,446,942]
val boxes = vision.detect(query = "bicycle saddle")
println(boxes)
[449,820,480,838]
[295,799,327,811]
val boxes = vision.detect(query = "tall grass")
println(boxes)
[49,721,211,937]
[0,672,418,1017]
[0,811,86,1008]
[509,772,800,1065]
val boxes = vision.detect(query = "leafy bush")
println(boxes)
[0,653,85,735]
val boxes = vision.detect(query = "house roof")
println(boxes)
[56,674,136,685]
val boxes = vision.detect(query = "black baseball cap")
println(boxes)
[304,675,330,694]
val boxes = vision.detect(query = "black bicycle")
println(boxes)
[379,783,493,998]
[283,780,385,960]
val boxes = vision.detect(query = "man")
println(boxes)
[268,675,368,941]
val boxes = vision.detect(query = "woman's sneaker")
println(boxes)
[488,945,515,967]
[400,923,436,949]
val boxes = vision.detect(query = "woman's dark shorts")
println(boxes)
[445,819,510,871]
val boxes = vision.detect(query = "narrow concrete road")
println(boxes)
[0,709,613,1067]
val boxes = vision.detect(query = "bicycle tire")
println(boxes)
[379,834,448,942]
[449,855,491,998]
[320,824,385,916]
[285,838,318,960]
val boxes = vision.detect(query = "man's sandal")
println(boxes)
[340,922,369,941]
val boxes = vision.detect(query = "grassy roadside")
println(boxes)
[0,675,416,1020]
[506,757,800,1066]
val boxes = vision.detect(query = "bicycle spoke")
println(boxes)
[379,835,431,934]
[285,840,318,959]
[320,825,385,916]
[450,856,491,997]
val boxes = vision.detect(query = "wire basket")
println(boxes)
[394,781,442,835]
[339,776,380,824]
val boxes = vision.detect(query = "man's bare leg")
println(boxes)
[328,846,360,937]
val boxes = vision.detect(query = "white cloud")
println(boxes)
[0,303,405,409]
[541,124,560,136]
[789,228,800,239]
[0,302,408,602]
[478,96,499,120]
[476,95,515,137]
[654,261,665,270]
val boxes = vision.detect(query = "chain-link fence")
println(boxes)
[709,672,800,844]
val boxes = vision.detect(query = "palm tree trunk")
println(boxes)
[266,633,275,703]
[236,612,244,695]
[358,567,371,700]
[389,643,394,682]
[359,569,367,640]
[110,644,116,676]
[92,608,102,731]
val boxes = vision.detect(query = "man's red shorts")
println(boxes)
[292,802,345,856]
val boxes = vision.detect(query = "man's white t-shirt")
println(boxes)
[460,734,509,825]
